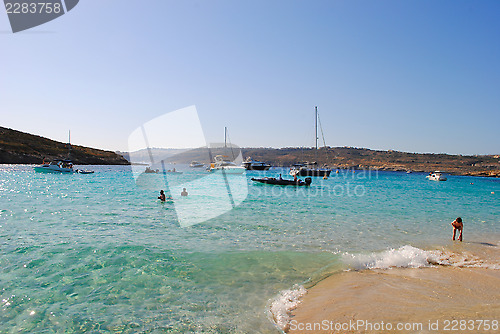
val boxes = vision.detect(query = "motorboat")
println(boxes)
[34,131,79,174]
[426,171,447,181]
[291,162,331,177]
[34,132,94,174]
[251,177,312,186]
[34,159,76,173]
[208,155,245,174]
[189,161,205,168]
[242,157,271,171]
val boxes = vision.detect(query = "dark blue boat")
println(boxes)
[251,177,312,186]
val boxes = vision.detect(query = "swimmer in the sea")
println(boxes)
[158,190,166,202]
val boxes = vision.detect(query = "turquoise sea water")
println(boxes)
[0,165,499,333]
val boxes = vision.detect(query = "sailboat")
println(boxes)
[34,131,77,173]
[291,107,331,177]
[33,131,94,174]
[208,127,245,174]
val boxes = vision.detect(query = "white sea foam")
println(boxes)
[269,284,307,332]
[343,245,433,270]
[270,245,499,331]
[343,245,500,270]
[427,249,500,270]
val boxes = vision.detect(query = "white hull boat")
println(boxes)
[426,171,447,181]
[208,155,245,174]
[34,160,76,173]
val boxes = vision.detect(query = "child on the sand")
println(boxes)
[451,217,463,241]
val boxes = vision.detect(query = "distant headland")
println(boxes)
[0,127,129,165]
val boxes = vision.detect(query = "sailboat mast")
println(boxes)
[315,106,318,151]
[68,130,71,159]
[224,127,227,148]
[315,106,318,163]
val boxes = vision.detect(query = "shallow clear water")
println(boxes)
[0,165,498,333]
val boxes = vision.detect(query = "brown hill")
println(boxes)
[0,127,129,165]
[165,146,500,178]
[241,147,500,177]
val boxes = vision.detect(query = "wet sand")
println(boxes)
[288,244,500,333]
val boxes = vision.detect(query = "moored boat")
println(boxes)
[34,159,76,173]
[78,169,95,174]
[34,131,79,174]
[242,157,271,171]
[208,155,245,174]
[291,162,331,177]
[251,177,312,186]
[292,107,332,177]
[426,171,447,181]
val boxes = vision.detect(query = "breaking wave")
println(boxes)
[269,285,307,332]
[270,244,499,332]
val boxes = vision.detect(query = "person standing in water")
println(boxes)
[181,188,188,197]
[158,190,166,202]
[451,217,463,241]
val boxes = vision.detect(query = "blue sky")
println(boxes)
[1,0,499,154]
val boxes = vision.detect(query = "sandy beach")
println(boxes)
[287,244,500,334]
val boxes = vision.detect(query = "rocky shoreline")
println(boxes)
[0,127,129,165]
[242,147,500,178]
[165,146,500,178]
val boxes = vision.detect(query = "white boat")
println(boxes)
[33,132,94,174]
[242,157,271,171]
[34,159,76,173]
[426,171,447,181]
[190,161,205,168]
[208,155,245,174]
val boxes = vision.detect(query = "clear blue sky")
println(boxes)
[1,0,499,155]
